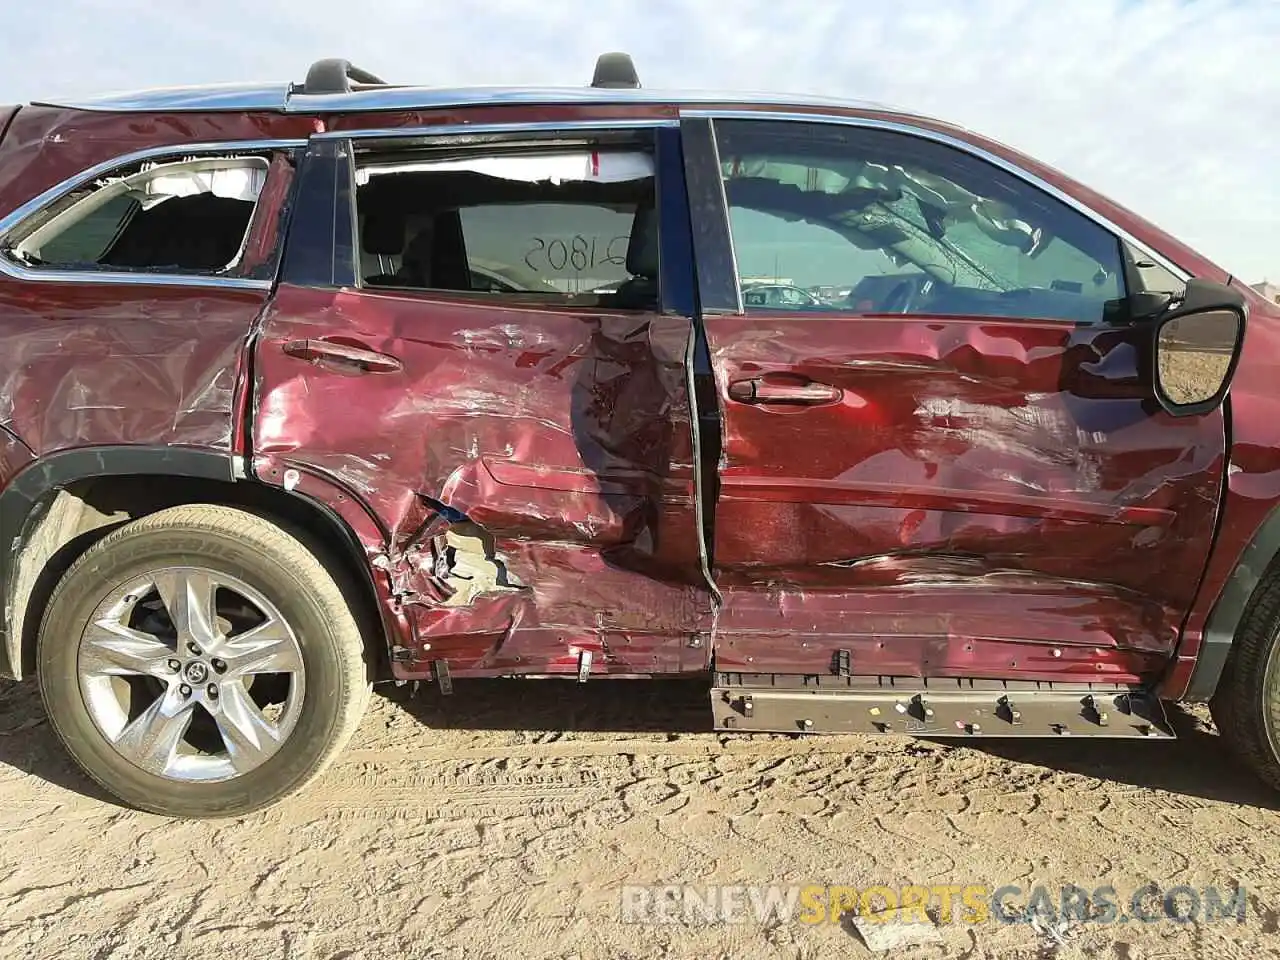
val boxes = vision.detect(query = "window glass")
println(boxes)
[353,148,658,309]
[4,157,268,275]
[715,120,1127,323]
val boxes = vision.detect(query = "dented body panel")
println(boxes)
[1162,288,1280,697]
[0,106,310,219]
[251,284,712,677]
[0,79,1270,704]
[704,312,1226,681]
[0,148,299,454]
[0,276,266,452]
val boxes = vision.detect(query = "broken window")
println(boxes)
[353,147,659,309]
[3,156,270,275]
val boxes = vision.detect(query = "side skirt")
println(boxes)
[710,673,1174,739]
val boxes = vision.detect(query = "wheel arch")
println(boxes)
[1183,502,1280,701]
[0,445,391,681]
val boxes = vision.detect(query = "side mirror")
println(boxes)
[1153,278,1247,417]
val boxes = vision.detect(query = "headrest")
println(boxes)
[626,204,659,279]
[362,208,406,256]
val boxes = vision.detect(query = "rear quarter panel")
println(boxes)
[0,105,313,218]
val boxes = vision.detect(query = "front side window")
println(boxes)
[2,156,270,276]
[353,145,659,310]
[714,120,1127,323]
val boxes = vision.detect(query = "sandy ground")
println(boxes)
[0,677,1276,959]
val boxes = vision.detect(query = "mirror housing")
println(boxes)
[1152,278,1247,417]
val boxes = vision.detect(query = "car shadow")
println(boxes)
[0,680,117,805]
[2,676,1276,812]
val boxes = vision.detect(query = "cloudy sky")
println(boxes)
[4,0,1277,282]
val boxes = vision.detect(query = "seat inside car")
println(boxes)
[608,203,658,309]
[363,208,471,291]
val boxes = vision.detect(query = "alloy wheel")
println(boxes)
[76,567,306,782]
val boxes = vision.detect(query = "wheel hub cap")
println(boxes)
[76,566,306,783]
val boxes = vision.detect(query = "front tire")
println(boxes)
[37,504,370,818]
[1210,566,1280,791]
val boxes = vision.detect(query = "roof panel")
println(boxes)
[34,82,290,113]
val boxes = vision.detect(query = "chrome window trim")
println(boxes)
[686,108,1192,283]
[321,117,680,142]
[0,138,306,290]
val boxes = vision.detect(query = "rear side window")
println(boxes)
[353,147,659,310]
[713,119,1128,324]
[2,156,270,276]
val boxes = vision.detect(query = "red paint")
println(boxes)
[704,311,1225,678]
[0,89,1264,698]
[0,106,312,220]
[0,150,298,454]
[1161,287,1280,697]
[251,284,711,676]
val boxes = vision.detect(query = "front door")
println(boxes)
[683,116,1225,684]
[252,126,712,678]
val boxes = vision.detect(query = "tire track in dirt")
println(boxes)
[0,682,1278,959]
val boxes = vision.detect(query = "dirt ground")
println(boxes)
[0,677,1275,959]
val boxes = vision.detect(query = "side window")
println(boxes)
[714,120,1128,324]
[352,145,658,309]
[2,156,270,276]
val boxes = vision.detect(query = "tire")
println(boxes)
[1210,565,1280,791]
[37,504,371,818]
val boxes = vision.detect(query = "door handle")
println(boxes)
[727,378,842,405]
[282,339,403,374]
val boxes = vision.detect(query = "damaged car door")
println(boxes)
[682,115,1226,683]
[251,124,713,677]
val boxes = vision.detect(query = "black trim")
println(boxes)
[0,446,232,679]
[678,117,741,314]
[1151,278,1248,419]
[655,127,695,319]
[1185,503,1280,701]
[591,53,640,90]
[279,139,357,288]
[300,59,387,96]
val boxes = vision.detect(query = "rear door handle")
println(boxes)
[282,339,403,374]
[728,378,842,405]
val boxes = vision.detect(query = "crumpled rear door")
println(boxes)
[250,128,714,679]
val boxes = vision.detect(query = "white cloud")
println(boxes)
[3,0,1278,279]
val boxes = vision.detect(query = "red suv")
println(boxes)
[0,55,1273,818]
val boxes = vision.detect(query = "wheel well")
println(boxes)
[8,474,390,681]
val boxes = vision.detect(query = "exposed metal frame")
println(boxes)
[0,138,308,290]
[686,109,1194,283]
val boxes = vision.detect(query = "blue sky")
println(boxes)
[4,0,1277,281]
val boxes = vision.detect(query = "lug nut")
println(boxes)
[167,659,181,673]
[211,659,226,673]
[179,683,192,698]
[187,643,202,656]
[206,683,219,699]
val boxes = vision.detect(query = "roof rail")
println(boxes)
[591,52,640,89]
[297,58,387,96]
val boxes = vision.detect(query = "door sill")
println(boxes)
[710,674,1173,739]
